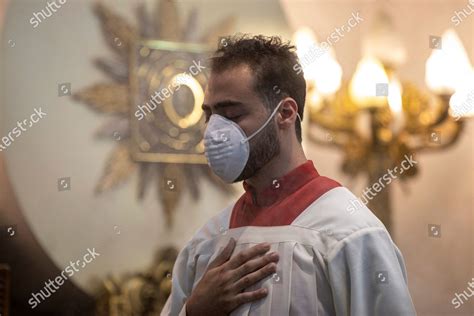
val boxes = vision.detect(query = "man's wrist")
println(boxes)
[185,296,194,316]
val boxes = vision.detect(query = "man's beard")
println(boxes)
[233,119,280,182]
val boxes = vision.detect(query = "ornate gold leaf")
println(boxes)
[95,144,136,194]
[93,2,138,59]
[137,163,154,200]
[182,164,199,199]
[73,83,130,114]
[73,1,236,225]
[136,3,153,38]
[200,16,237,46]
[157,164,183,226]
[94,57,129,83]
[155,0,182,40]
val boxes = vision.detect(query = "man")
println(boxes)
[161,35,416,316]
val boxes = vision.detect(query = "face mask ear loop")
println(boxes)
[241,100,284,144]
[296,112,302,123]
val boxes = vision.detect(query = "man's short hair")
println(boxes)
[210,34,306,143]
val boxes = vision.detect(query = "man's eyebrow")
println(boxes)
[202,100,243,111]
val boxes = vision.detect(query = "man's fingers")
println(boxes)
[229,288,268,311]
[232,262,277,292]
[208,238,236,269]
[227,243,271,270]
[231,251,279,282]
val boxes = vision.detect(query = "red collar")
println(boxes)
[242,160,319,207]
[229,160,341,228]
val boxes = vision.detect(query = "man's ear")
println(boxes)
[278,98,299,129]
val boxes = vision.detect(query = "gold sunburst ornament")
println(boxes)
[73,0,235,225]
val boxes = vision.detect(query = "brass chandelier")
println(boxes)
[294,13,473,231]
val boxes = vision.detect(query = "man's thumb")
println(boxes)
[208,238,236,269]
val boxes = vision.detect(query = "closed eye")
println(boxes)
[228,114,244,122]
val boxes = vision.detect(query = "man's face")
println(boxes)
[202,64,280,182]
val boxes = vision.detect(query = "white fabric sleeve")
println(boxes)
[327,228,416,316]
[160,241,196,316]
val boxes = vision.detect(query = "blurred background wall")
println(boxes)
[0,0,472,315]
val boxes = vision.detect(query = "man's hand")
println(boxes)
[186,238,279,316]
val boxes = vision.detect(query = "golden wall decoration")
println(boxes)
[73,0,235,225]
[130,40,210,164]
[94,247,178,316]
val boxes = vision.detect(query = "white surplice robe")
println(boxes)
[161,187,416,316]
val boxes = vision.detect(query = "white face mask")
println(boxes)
[203,100,302,183]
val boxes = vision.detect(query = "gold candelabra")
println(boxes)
[295,25,473,232]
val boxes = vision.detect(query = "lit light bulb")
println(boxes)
[388,77,405,133]
[449,68,474,120]
[425,29,472,94]
[349,56,388,107]
[293,27,342,97]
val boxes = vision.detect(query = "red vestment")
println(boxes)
[229,160,341,228]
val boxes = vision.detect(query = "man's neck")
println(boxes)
[245,144,307,193]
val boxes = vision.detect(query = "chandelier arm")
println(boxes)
[306,128,347,148]
[310,115,355,133]
[410,121,465,153]
[425,104,451,129]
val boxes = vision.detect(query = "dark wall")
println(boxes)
[0,154,95,315]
